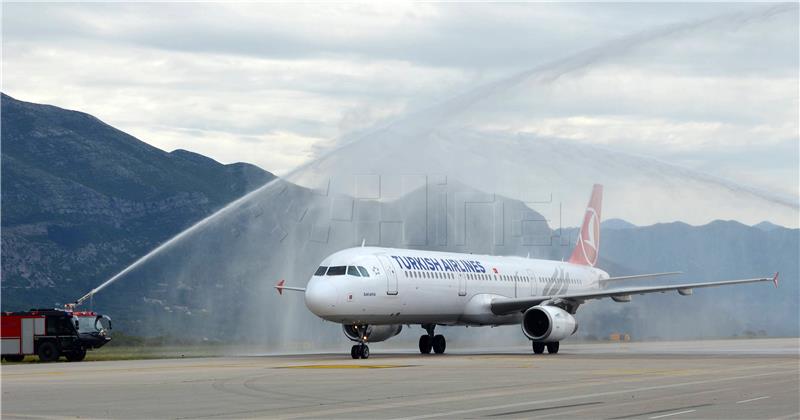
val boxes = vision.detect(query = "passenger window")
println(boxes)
[314,266,328,276]
[347,266,361,276]
[327,266,346,276]
[358,266,369,277]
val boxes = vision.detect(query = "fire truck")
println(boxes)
[1,309,112,362]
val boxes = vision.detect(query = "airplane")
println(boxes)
[276,184,779,359]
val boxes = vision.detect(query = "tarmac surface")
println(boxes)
[2,338,798,419]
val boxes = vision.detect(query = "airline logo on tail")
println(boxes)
[569,184,603,267]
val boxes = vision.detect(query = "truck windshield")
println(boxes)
[75,315,112,334]
[96,316,112,333]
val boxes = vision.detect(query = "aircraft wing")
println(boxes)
[490,273,779,315]
[600,271,682,283]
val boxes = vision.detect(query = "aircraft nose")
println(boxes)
[304,278,337,316]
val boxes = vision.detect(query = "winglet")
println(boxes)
[773,272,779,288]
[275,279,285,295]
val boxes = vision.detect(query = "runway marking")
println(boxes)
[485,401,602,417]
[279,364,412,369]
[590,368,700,376]
[737,396,771,404]
[610,404,711,419]
[649,409,697,419]
[541,387,736,419]
[386,370,788,420]
[769,412,800,420]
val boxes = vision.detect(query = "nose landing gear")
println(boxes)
[350,325,370,359]
[419,324,446,355]
[351,343,370,359]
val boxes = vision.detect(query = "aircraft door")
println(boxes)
[378,256,398,295]
[514,271,519,298]
[527,269,536,296]
[458,273,467,296]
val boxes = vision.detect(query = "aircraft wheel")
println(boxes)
[532,342,545,354]
[37,341,60,362]
[546,342,560,354]
[432,335,446,354]
[419,335,432,354]
[351,345,360,359]
[65,347,87,362]
[360,345,370,359]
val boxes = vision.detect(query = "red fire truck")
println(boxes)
[1,309,112,362]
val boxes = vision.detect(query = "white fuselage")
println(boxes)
[304,247,609,326]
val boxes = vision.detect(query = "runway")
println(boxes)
[2,338,798,419]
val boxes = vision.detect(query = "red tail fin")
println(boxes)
[568,184,603,267]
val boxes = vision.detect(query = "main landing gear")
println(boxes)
[532,341,560,355]
[419,324,446,354]
[351,343,370,359]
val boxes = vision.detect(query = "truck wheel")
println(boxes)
[65,347,87,362]
[37,341,60,362]
[3,354,24,362]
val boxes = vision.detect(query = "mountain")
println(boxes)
[601,218,637,230]
[753,221,783,232]
[1,93,274,309]
[561,220,799,339]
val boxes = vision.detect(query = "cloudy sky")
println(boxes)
[2,3,798,202]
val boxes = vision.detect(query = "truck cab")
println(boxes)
[72,311,113,350]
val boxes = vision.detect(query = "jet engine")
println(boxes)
[522,306,578,342]
[342,324,403,343]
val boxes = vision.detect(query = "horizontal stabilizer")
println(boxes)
[274,279,306,295]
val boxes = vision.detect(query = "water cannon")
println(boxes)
[73,287,99,309]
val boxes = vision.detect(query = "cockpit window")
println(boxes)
[314,266,328,276]
[327,266,346,276]
[347,266,361,276]
[357,266,369,277]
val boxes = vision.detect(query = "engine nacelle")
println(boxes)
[342,324,403,343]
[522,306,578,342]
